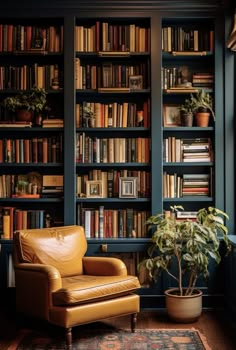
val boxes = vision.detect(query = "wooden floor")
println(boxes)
[1,308,236,349]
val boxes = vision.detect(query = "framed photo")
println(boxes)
[86,180,104,198]
[163,104,181,127]
[129,75,143,90]
[119,177,138,198]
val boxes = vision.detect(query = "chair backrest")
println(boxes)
[13,225,87,277]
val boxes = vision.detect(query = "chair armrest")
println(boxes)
[82,256,128,276]
[14,263,62,291]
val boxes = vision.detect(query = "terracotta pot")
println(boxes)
[16,110,33,122]
[165,288,203,323]
[181,112,193,127]
[195,112,210,127]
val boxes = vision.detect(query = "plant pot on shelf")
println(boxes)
[195,108,210,127]
[165,288,203,323]
[181,112,193,127]
[16,109,33,122]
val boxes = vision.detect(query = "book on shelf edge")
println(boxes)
[11,194,40,198]
[98,51,130,56]
[171,51,207,56]
[165,88,199,93]
[0,121,32,127]
[98,87,130,93]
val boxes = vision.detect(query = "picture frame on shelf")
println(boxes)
[163,104,181,127]
[119,177,138,198]
[129,75,143,90]
[86,180,104,198]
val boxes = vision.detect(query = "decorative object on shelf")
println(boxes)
[86,180,104,198]
[82,105,95,127]
[129,75,143,90]
[163,104,181,127]
[226,13,236,52]
[138,205,230,322]
[179,99,194,127]
[119,177,138,198]
[13,172,42,197]
[3,87,47,122]
[190,89,215,127]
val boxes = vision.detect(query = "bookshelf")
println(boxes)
[161,18,218,215]
[0,5,231,310]
[0,18,65,236]
[75,17,152,242]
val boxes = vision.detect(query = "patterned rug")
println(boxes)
[4,324,211,350]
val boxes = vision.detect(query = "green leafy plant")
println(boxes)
[190,89,215,120]
[3,86,47,113]
[179,98,194,114]
[138,206,230,296]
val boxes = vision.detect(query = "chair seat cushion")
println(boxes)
[52,275,140,306]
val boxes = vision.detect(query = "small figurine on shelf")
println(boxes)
[82,105,95,127]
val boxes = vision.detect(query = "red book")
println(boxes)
[7,24,13,52]
[0,24,2,52]
[26,26,32,50]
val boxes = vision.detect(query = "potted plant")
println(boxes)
[3,86,47,122]
[138,205,230,322]
[190,89,215,127]
[179,98,194,127]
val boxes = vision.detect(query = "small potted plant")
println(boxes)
[190,89,215,127]
[138,205,230,322]
[3,86,47,122]
[179,98,194,126]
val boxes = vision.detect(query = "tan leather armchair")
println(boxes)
[13,225,141,349]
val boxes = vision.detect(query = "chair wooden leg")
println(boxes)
[131,313,137,333]
[65,327,72,349]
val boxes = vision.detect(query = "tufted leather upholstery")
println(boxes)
[13,225,141,349]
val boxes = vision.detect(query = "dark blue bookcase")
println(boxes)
[0,0,234,311]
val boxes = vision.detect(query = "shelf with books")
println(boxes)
[161,17,216,213]
[0,18,65,236]
[74,17,151,242]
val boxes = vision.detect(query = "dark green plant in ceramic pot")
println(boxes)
[138,206,230,322]
[3,86,47,122]
[179,98,194,126]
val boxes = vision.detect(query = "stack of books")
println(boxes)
[0,121,32,128]
[182,174,210,196]
[182,138,213,162]
[42,119,64,128]
[41,175,64,197]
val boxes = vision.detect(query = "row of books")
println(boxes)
[163,137,213,163]
[0,24,63,53]
[77,170,150,198]
[75,23,150,52]
[77,205,150,238]
[0,64,63,91]
[0,207,45,239]
[162,26,214,52]
[163,172,211,198]
[75,58,150,90]
[75,134,150,163]
[76,100,150,128]
[0,135,63,163]
[161,67,214,90]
